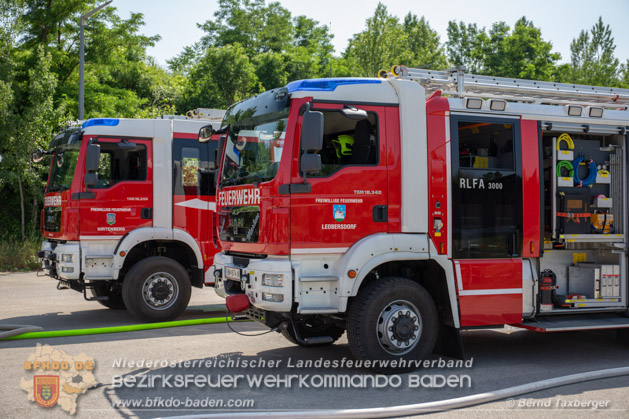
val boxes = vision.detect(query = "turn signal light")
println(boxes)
[348,270,357,279]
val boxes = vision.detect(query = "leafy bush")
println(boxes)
[0,237,42,271]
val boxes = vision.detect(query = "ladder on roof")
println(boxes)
[379,66,629,108]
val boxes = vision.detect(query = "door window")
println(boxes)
[173,139,217,196]
[452,117,522,259]
[92,142,147,189]
[310,110,378,177]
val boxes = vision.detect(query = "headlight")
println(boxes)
[262,292,284,302]
[262,273,284,287]
[61,254,73,263]
[61,267,74,273]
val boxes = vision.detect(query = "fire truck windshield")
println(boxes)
[47,128,82,192]
[220,87,290,186]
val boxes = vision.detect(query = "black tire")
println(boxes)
[281,316,345,346]
[122,256,191,323]
[347,277,438,374]
[90,281,126,310]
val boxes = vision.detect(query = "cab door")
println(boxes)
[79,137,153,238]
[172,137,218,266]
[449,115,524,326]
[289,103,388,253]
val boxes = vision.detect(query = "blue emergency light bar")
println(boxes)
[82,118,120,129]
[287,78,381,93]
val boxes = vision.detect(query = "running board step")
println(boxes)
[304,336,334,345]
[284,322,334,346]
[513,314,629,332]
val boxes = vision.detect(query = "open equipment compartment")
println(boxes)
[540,125,626,313]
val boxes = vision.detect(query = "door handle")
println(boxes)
[141,208,153,220]
[372,205,388,222]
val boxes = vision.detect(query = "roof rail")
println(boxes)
[380,66,629,108]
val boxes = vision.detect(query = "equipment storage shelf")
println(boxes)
[558,234,624,243]
[545,130,625,246]
[538,249,626,312]
[540,125,626,314]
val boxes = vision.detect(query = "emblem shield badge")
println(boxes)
[106,212,116,225]
[333,205,346,222]
[34,375,59,408]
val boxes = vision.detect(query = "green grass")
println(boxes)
[0,237,42,271]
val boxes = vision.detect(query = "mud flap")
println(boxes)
[433,324,465,360]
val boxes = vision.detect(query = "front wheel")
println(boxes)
[347,277,438,373]
[122,256,191,322]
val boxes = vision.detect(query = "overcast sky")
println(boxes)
[113,0,629,70]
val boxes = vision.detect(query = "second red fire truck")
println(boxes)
[36,110,224,322]
[207,67,629,372]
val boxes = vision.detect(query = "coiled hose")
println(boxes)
[572,157,597,187]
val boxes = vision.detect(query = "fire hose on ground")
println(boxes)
[0,304,249,340]
[164,366,629,419]
[2,308,627,417]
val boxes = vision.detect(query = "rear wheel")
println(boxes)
[90,281,125,310]
[281,316,345,346]
[347,277,438,373]
[122,257,191,323]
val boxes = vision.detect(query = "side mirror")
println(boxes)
[84,172,98,187]
[32,149,45,163]
[85,143,100,172]
[301,110,324,152]
[199,125,214,143]
[300,153,321,175]
[341,106,368,120]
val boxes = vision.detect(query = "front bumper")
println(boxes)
[40,241,81,280]
[212,252,292,312]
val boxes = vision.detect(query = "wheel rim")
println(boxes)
[141,272,179,310]
[377,300,422,355]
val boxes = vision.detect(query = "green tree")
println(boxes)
[570,17,620,86]
[1,1,179,243]
[0,45,66,240]
[344,3,447,77]
[446,21,483,73]
[198,0,292,56]
[621,60,629,88]
[400,14,447,70]
[176,0,336,110]
[344,3,406,77]
[447,17,559,80]
[179,44,260,111]
[19,1,177,119]
[486,18,559,79]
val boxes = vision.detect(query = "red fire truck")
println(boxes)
[207,67,629,372]
[35,110,224,322]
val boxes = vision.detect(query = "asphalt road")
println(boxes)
[1,271,628,419]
